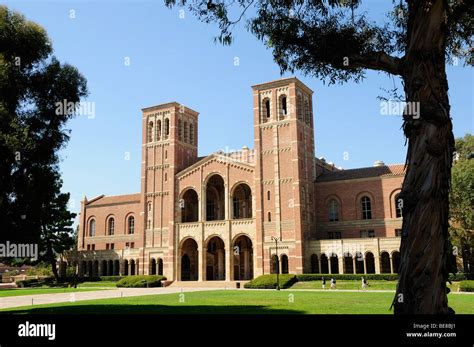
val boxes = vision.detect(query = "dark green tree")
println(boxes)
[450,134,474,274]
[0,6,87,250]
[165,0,473,313]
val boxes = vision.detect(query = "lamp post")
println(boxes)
[271,236,281,290]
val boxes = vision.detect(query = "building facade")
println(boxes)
[69,77,404,282]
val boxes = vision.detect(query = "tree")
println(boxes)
[0,6,87,248]
[450,134,474,274]
[165,0,473,313]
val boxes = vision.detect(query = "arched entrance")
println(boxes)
[365,252,375,274]
[150,258,157,275]
[123,260,129,276]
[180,238,198,281]
[130,259,136,275]
[114,260,120,275]
[233,235,253,280]
[344,253,354,274]
[206,174,225,221]
[310,254,319,273]
[281,254,289,274]
[392,251,400,273]
[329,254,339,274]
[232,183,252,219]
[158,258,163,276]
[181,189,199,222]
[206,236,225,280]
[320,254,329,273]
[380,252,391,273]
[108,260,113,276]
[101,260,107,276]
[270,254,279,274]
[355,252,364,274]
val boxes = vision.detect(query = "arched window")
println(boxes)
[164,118,170,139]
[128,216,135,234]
[147,122,154,142]
[281,254,289,274]
[297,94,303,120]
[267,190,271,200]
[361,196,372,220]
[328,199,339,222]
[279,95,287,119]
[184,121,188,143]
[89,219,96,237]
[108,218,115,235]
[262,98,270,122]
[165,150,168,160]
[304,100,310,124]
[189,123,194,145]
[164,172,168,182]
[156,120,161,141]
[267,212,272,222]
[178,119,183,141]
[395,193,402,218]
[147,202,152,211]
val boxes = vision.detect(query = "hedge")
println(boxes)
[116,275,167,288]
[459,280,474,292]
[244,275,297,289]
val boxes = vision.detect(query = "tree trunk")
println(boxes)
[394,0,455,314]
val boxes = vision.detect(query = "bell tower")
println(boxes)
[252,78,315,275]
[141,102,199,280]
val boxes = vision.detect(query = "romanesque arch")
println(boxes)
[310,254,319,273]
[233,234,253,280]
[180,238,198,281]
[320,254,329,274]
[365,252,375,274]
[380,251,391,273]
[231,183,252,219]
[205,174,225,221]
[205,236,226,280]
[181,188,199,223]
[344,252,354,274]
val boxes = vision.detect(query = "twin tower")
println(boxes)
[140,77,315,280]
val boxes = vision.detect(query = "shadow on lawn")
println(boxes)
[3,304,305,315]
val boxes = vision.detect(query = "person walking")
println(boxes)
[322,276,326,289]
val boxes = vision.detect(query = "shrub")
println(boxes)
[296,274,399,281]
[116,275,166,288]
[448,273,473,281]
[459,280,474,292]
[244,274,297,289]
[16,277,58,288]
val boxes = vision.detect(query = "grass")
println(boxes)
[1,290,473,314]
[290,281,462,292]
[77,281,118,288]
[0,287,107,298]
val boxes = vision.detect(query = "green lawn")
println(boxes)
[1,290,473,314]
[77,281,118,288]
[290,281,461,292]
[0,287,107,298]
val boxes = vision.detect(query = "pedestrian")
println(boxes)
[322,276,326,289]
[330,277,336,289]
[361,277,367,290]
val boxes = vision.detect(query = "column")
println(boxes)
[199,246,206,281]
[353,257,357,274]
[363,257,367,274]
[328,257,333,274]
[338,256,344,274]
[318,256,322,274]
[389,256,394,274]
[374,255,381,274]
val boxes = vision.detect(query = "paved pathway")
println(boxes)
[0,287,216,310]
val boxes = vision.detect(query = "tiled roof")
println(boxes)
[316,164,406,182]
[86,193,141,205]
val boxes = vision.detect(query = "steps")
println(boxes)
[169,280,249,289]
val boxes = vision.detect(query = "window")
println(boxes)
[87,245,90,251]
[91,244,95,251]
[395,229,402,237]
[280,95,287,118]
[165,150,168,160]
[110,243,114,250]
[130,242,135,249]
[267,212,272,222]
[297,94,303,120]
[328,232,342,239]
[178,119,183,141]
[156,120,161,141]
[108,218,115,235]
[262,98,271,122]
[147,122,154,142]
[395,194,403,218]
[361,196,372,220]
[164,118,170,139]
[164,172,167,182]
[89,219,96,237]
[328,199,339,221]
[106,243,109,250]
[148,202,152,211]
[360,230,375,238]
[128,216,135,234]
[267,190,271,200]
[147,219,151,229]
[184,121,188,143]
[304,100,310,124]
[189,123,194,144]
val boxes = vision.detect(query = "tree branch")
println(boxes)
[349,52,403,75]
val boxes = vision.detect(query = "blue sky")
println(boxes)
[4,1,473,223]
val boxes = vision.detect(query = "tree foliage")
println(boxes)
[0,6,87,275]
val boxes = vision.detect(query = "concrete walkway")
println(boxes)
[0,287,216,310]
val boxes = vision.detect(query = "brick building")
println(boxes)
[68,77,404,282]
